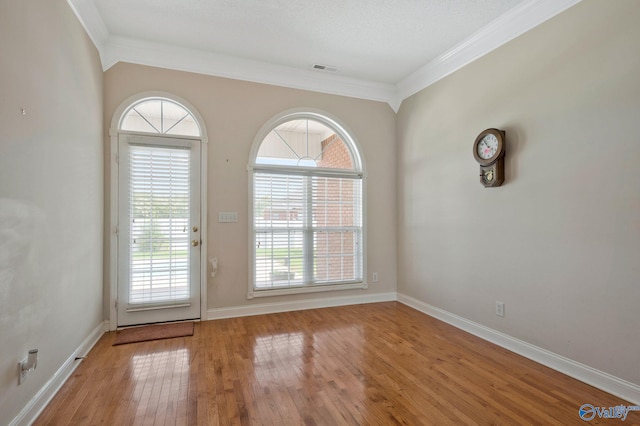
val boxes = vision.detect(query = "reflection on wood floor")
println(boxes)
[34,302,631,425]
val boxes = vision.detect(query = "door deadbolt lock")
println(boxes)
[191,240,199,247]
[192,226,198,232]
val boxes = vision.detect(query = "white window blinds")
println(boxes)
[128,144,191,304]
[253,171,363,289]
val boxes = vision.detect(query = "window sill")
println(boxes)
[248,281,367,299]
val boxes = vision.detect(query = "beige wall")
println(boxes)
[103,64,397,313]
[5,1,637,422]
[0,0,104,424]
[397,0,640,385]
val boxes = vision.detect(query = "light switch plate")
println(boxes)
[218,212,238,223]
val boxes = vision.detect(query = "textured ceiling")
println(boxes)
[93,0,527,84]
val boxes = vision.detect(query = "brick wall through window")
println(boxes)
[315,135,356,282]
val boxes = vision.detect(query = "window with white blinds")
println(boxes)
[250,114,365,295]
[128,144,191,304]
[254,171,363,288]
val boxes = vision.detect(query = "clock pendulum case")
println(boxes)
[473,128,505,187]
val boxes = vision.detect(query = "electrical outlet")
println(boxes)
[495,301,505,317]
[18,349,38,385]
[18,363,28,385]
[372,272,379,283]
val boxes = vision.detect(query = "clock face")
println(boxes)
[474,128,505,187]
[477,134,499,160]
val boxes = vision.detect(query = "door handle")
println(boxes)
[191,240,199,247]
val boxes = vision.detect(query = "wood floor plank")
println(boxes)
[33,302,638,425]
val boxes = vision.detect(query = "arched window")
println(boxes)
[249,111,365,298]
[108,93,208,329]
[120,98,200,137]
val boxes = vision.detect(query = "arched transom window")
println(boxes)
[249,112,365,297]
[120,98,200,137]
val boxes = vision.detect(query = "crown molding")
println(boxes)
[68,0,582,113]
[102,36,397,108]
[395,0,584,106]
[66,0,109,60]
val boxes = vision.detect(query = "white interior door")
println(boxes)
[117,134,201,326]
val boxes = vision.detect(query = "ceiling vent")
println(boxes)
[312,64,338,72]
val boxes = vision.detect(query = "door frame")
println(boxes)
[108,92,208,330]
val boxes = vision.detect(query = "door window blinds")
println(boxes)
[128,144,191,304]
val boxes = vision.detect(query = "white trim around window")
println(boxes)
[108,91,208,330]
[247,108,368,299]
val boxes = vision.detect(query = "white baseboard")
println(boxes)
[207,292,397,320]
[397,293,640,406]
[10,321,108,426]
[14,295,638,426]
[209,291,640,404]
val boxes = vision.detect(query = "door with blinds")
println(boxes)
[117,135,201,326]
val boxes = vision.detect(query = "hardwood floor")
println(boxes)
[34,302,636,425]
